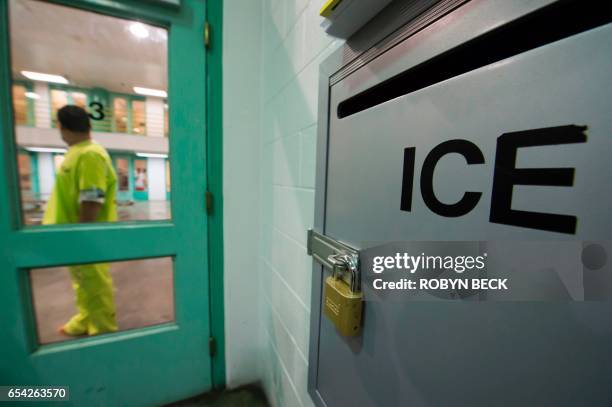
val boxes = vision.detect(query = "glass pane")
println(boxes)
[113,98,128,133]
[18,152,44,222]
[134,159,148,191]
[29,257,175,344]
[12,84,28,125]
[131,100,146,135]
[115,158,130,192]
[50,89,68,128]
[10,0,171,225]
[71,91,87,109]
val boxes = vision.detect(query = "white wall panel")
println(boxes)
[147,157,166,201]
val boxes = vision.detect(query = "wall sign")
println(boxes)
[400,125,587,235]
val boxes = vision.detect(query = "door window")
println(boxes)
[9,0,171,225]
[29,257,175,344]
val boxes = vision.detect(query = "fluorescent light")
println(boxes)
[136,152,168,158]
[129,22,149,39]
[25,92,40,99]
[26,147,67,154]
[21,71,68,84]
[133,87,167,98]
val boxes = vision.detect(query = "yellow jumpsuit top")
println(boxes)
[43,139,119,336]
[43,139,117,224]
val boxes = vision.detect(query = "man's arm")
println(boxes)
[77,151,107,223]
[79,201,103,223]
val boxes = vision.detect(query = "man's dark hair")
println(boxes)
[57,105,91,132]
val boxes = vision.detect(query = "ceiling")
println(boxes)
[9,0,168,94]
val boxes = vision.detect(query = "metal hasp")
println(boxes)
[307,229,360,282]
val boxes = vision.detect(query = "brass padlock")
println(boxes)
[323,253,363,337]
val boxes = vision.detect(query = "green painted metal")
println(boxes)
[205,0,226,390]
[134,191,149,201]
[128,155,135,199]
[0,0,214,405]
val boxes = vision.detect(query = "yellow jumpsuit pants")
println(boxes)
[63,263,118,336]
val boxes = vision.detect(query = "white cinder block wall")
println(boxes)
[257,0,342,404]
[224,0,341,405]
[258,1,341,405]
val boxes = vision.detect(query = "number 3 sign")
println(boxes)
[88,101,105,121]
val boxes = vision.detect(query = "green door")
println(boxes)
[0,0,212,405]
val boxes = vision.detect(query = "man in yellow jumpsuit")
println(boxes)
[43,105,118,336]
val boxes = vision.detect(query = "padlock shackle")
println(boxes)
[326,252,360,292]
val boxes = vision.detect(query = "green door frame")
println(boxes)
[205,0,225,389]
[0,0,226,401]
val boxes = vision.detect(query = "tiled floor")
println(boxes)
[166,385,269,407]
[116,200,171,221]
